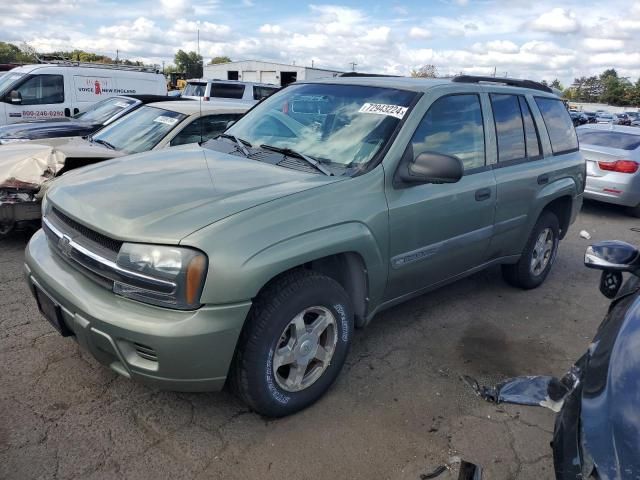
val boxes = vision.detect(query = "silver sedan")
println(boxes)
[577,124,640,216]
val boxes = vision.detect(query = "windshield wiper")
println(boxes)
[217,133,251,157]
[91,138,116,150]
[260,144,333,176]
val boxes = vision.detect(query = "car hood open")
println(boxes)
[46,145,344,244]
[0,138,122,190]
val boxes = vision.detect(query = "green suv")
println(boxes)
[25,75,584,417]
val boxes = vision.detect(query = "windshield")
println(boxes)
[0,72,25,96]
[74,97,137,124]
[183,82,206,97]
[578,130,640,151]
[224,83,417,168]
[92,105,186,154]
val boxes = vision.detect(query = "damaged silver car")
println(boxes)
[0,100,248,237]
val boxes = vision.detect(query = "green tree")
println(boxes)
[550,79,564,90]
[174,50,203,78]
[209,56,231,65]
[410,64,438,78]
[0,41,35,63]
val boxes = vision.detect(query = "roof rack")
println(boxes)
[35,58,160,74]
[451,75,553,93]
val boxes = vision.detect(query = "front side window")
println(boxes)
[74,96,136,124]
[15,74,64,105]
[491,94,525,163]
[170,113,243,146]
[210,83,245,99]
[92,106,186,154]
[183,82,206,97]
[224,83,417,171]
[535,97,579,154]
[410,94,485,171]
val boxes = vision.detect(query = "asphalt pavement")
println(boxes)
[1,200,636,480]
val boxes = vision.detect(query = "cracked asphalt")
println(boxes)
[1,200,637,480]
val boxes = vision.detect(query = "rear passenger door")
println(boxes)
[385,93,497,300]
[487,93,551,258]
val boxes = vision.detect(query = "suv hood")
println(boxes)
[47,146,344,243]
[0,138,120,190]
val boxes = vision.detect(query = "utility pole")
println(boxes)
[311,59,314,68]
[493,66,496,77]
[350,61,357,71]
[115,49,119,64]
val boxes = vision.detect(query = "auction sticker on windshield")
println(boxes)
[359,103,408,119]
[153,116,179,126]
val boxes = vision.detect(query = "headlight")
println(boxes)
[0,138,30,144]
[113,243,208,310]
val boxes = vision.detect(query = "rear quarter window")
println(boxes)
[210,83,245,99]
[534,97,578,155]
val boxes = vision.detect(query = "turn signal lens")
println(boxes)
[185,255,207,305]
[598,160,639,174]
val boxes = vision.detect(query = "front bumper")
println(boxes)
[25,229,251,391]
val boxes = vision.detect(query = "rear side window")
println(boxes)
[577,130,640,151]
[490,94,525,162]
[535,97,579,154]
[15,74,64,105]
[519,97,541,158]
[253,86,278,101]
[210,83,245,99]
[411,94,485,171]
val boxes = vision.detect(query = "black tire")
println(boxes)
[230,270,354,417]
[0,222,14,240]
[502,211,560,289]
[627,204,640,218]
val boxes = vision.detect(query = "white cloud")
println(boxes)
[485,40,519,53]
[530,8,580,33]
[159,0,194,18]
[408,27,432,39]
[259,24,282,35]
[583,38,625,52]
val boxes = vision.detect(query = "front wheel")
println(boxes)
[502,211,560,289]
[230,270,354,417]
[0,222,14,240]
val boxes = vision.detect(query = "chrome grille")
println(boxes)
[50,207,122,261]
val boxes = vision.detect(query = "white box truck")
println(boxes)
[0,62,167,125]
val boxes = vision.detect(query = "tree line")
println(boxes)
[565,69,640,106]
[0,42,232,78]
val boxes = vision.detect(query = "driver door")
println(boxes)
[5,74,66,124]
[384,93,497,300]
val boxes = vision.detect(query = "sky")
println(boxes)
[2,0,640,85]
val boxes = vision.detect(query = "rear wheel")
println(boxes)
[0,222,14,240]
[502,211,560,289]
[230,270,353,417]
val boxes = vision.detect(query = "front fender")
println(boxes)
[241,222,386,303]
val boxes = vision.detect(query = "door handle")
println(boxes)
[475,188,491,201]
[64,108,71,117]
[537,174,549,185]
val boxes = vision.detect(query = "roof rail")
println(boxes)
[35,58,160,74]
[451,75,553,93]
[339,72,400,77]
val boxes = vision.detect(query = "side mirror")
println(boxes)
[584,241,640,272]
[8,90,21,104]
[397,151,463,185]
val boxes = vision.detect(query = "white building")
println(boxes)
[203,60,343,87]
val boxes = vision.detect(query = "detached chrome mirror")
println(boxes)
[584,241,640,272]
